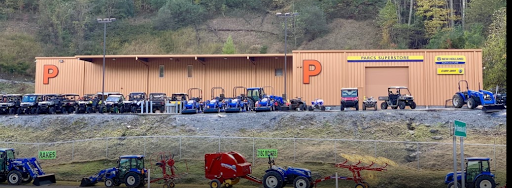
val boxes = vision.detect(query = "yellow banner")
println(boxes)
[347,56,423,62]
[437,68,464,75]
[435,55,466,64]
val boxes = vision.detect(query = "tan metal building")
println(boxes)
[35,49,483,107]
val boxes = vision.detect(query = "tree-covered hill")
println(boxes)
[0,0,506,90]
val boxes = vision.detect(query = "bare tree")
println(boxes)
[449,0,454,27]
[462,0,465,29]
[408,0,413,25]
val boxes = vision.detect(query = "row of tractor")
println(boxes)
[1,148,502,188]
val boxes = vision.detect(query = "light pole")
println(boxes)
[276,12,298,101]
[97,18,116,103]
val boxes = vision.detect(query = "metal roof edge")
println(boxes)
[292,49,483,53]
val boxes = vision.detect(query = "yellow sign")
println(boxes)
[437,68,464,75]
[347,56,423,62]
[435,55,466,64]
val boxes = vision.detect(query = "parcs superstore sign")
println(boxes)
[347,56,424,63]
[437,68,465,75]
[435,55,466,64]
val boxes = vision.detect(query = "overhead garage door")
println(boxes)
[365,67,409,107]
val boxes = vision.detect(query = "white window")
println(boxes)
[159,65,164,78]
[275,68,283,76]
[187,65,193,77]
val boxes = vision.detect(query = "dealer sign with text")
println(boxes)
[435,55,466,64]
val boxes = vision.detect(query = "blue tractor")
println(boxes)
[262,153,313,188]
[247,86,289,112]
[225,86,249,113]
[204,87,226,113]
[182,88,204,114]
[80,155,147,188]
[444,157,498,188]
[0,148,56,186]
[452,80,505,113]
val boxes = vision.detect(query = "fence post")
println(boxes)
[334,140,337,163]
[374,141,377,158]
[252,137,255,165]
[72,141,75,161]
[493,138,496,170]
[37,144,40,158]
[218,136,221,152]
[293,137,296,163]
[141,102,144,114]
[143,137,146,157]
[179,136,182,160]
[105,138,108,159]
[417,142,420,170]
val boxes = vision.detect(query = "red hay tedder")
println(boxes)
[204,151,262,188]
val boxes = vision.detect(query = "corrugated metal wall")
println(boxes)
[35,56,292,100]
[35,58,85,95]
[292,50,483,106]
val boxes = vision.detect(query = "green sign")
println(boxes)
[257,149,278,158]
[38,151,56,159]
[454,120,467,137]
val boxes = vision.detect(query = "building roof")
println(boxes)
[36,54,292,63]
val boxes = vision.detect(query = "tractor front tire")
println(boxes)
[209,179,221,188]
[263,171,283,188]
[381,102,388,110]
[398,101,406,109]
[105,178,114,187]
[474,175,496,188]
[452,94,464,108]
[21,173,32,183]
[124,172,141,188]
[7,170,22,185]
[468,98,478,109]
[293,176,310,188]
[447,181,461,188]
[410,101,417,109]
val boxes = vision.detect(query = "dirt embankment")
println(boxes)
[0,109,506,144]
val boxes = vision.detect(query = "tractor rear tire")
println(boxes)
[293,176,310,188]
[474,175,496,188]
[468,98,478,109]
[210,179,221,188]
[399,101,406,109]
[7,170,22,185]
[452,94,464,108]
[263,171,283,188]
[124,172,141,188]
[447,181,461,188]
[410,101,417,109]
[381,102,388,110]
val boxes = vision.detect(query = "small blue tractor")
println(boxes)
[452,80,505,113]
[204,87,226,113]
[80,155,147,188]
[262,153,313,188]
[248,86,289,112]
[182,88,204,114]
[0,148,56,186]
[444,157,499,188]
[225,86,249,113]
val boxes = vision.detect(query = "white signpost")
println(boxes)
[452,120,467,188]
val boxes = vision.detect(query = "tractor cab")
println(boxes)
[444,157,497,188]
[247,87,266,102]
[117,155,146,177]
[0,148,15,172]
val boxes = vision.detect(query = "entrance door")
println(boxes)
[365,67,409,108]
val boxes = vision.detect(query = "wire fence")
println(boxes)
[1,136,506,172]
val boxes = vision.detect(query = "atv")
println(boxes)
[149,93,167,113]
[18,94,43,114]
[289,97,307,111]
[122,92,146,113]
[0,94,22,114]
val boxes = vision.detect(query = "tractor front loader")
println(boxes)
[80,155,147,188]
[0,148,56,186]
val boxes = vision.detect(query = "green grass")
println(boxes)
[45,159,508,188]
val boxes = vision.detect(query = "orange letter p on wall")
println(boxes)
[303,60,322,84]
[43,65,59,85]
